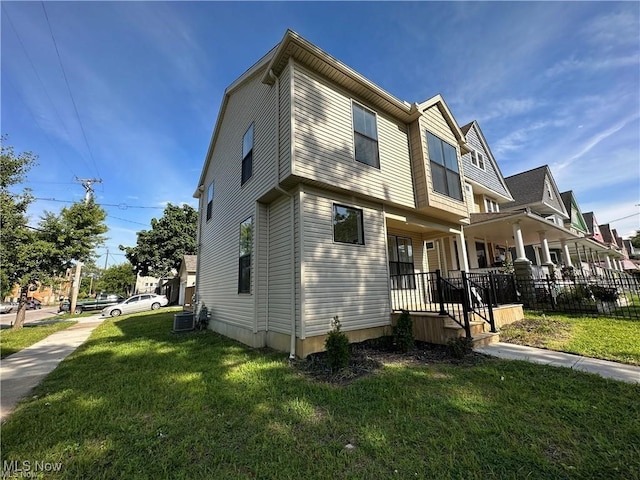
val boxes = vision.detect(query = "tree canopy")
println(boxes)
[94,263,136,297]
[1,137,108,327]
[120,203,197,278]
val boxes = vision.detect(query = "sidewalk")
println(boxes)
[0,314,105,421]
[475,342,640,384]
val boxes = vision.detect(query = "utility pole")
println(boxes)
[69,177,103,314]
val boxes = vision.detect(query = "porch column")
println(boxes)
[605,255,612,270]
[560,239,573,268]
[456,231,470,272]
[512,222,527,261]
[617,259,624,271]
[467,240,479,269]
[538,231,553,266]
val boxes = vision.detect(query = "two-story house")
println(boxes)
[193,30,472,357]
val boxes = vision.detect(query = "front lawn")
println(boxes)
[0,321,77,359]
[1,311,639,479]
[500,312,640,365]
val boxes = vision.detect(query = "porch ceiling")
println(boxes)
[385,213,461,240]
[465,211,579,246]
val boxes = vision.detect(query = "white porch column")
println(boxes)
[538,231,553,266]
[512,222,527,261]
[560,239,573,267]
[456,231,470,272]
[467,240,479,269]
[605,255,612,270]
[617,259,624,271]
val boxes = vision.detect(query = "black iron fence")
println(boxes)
[515,273,640,319]
[390,270,640,321]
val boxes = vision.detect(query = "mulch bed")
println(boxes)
[292,338,487,386]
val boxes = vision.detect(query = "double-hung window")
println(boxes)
[241,124,254,185]
[484,197,499,213]
[333,204,364,245]
[426,131,462,201]
[471,149,485,170]
[352,103,380,168]
[238,217,252,293]
[388,235,415,289]
[206,181,214,221]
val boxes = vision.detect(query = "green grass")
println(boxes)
[1,311,639,479]
[501,312,640,365]
[0,321,77,359]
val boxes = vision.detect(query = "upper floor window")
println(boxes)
[333,204,364,245]
[484,197,499,213]
[238,217,253,293]
[241,124,254,185]
[426,132,462,201]
[471,149,485,170]
[206,181,214,221]
[352,103,380,168]
[545,179,553,200]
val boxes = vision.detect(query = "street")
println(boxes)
[0,306,61,328]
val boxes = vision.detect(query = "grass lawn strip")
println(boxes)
[0,321,77,359]
[1,311,639,479]
[500,312,640,366]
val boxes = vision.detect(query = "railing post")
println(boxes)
[436,269,446,315]
[488,273,497,332]
[461,272,472,339]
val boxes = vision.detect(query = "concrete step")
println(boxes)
[471,331,500,348]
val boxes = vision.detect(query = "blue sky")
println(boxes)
[2,1,639,269]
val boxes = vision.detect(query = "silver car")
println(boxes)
[101,294,168,317]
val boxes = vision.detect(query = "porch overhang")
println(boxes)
[464,210,579,246]
[548,236,626,260]
[385,211,462,239]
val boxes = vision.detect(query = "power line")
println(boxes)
[33,197,164,209]
[41,2,101,180]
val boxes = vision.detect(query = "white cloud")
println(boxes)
[545,54,639,78]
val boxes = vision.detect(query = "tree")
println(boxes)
[120,203,197,278]
[0,138,108,328]
[631,230,640,249]
[94,263,136,297]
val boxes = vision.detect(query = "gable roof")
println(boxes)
[502,165,568,218]
[182,255,197,273]
[582,211,605,242]
[417,94,467,147]
[559,190,589,234]
[600,224,616,245]
[459,120,513,201]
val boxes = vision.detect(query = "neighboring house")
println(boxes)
[465,164,577,275]
[559,191,589,236]
[135,274,162,294]
[178,255,197,307]
[457,121,514,269]
[193,30,471,358]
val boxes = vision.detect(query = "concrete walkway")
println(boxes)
[1,314,105,421]
[475,342,640,384]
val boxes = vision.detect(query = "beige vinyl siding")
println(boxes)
[256,202,269,332]
[419,107,468,217]
[278,65,291,181]
[301,189,390,337]
[426,241,441,272]
[292,63,415,208]
[267,196,294,334]
[198,67,278,332]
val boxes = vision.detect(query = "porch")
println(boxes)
[389,270,524,347]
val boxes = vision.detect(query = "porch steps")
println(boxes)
[443,319,500,347]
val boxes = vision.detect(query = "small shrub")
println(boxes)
[325,316,350,372]
[448,336,474,359]
[393,310,414,353]
[590,286,619,302]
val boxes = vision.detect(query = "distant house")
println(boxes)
[178,255,197,307]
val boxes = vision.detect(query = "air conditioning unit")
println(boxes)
[172,312,195,332]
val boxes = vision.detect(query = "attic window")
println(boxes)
[206,181,214,221]
[352,103,380,168]
[471,150,485,170]
[545,180,553,200]
[241,124,254,185]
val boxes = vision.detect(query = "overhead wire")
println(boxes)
[41,1,102,180]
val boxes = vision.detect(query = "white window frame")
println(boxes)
[471,149,486,170]
[484,197,499,213]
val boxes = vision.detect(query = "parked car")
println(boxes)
[25,299,42,310]
[59,293,124,314]
[101,294,168,317]
[0,303,14,314]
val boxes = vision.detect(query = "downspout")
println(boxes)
[194,186,204,320]
[268,68,297,359]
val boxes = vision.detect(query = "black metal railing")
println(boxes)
[464,273,497,333]
[515,273,640,319]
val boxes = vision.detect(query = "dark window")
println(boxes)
[206,181,214,221]
[476,242,487,268]
[241,124,253,185]
[426,131,462,200]
[333,204,364,245]
[352,103,380,168]
[388,235,416,289]
[238,217,252,293]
